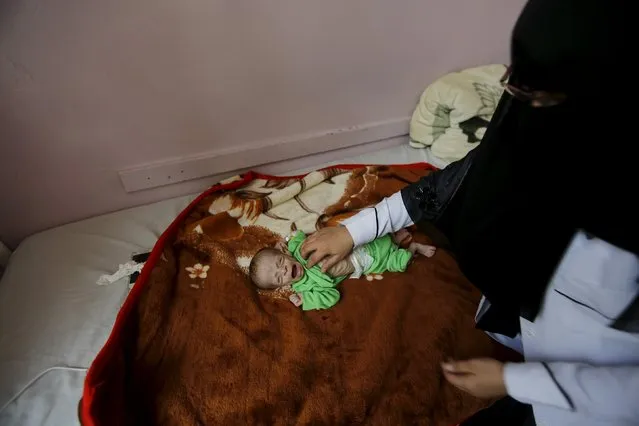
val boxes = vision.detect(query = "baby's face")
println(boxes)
[255,249,305,289]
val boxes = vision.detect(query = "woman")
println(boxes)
[301,0,637,424]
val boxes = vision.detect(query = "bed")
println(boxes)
[0,144,454,426]
[1,63,509,425]
[80,158,510,425]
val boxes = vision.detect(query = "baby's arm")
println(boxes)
[295,287,340,310]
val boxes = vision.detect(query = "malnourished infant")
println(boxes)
[249,229,436,310]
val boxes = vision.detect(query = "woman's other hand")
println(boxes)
[442,358,507,399]
[300,227,354,273]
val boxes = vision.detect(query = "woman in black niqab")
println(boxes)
[453,0,633,423]
[436,0,634,339]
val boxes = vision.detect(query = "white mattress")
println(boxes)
[0,145,446,426]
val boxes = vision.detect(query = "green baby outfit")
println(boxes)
[287,231,412,311]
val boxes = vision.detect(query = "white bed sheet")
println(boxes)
[0,145,445,426]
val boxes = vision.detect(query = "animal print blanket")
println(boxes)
[80,164,514,426]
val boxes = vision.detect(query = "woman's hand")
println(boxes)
[442,358,507,399]
[300,227,354,273]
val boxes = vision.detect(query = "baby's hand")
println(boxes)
[274,240,288,253]
[289,293,303,307]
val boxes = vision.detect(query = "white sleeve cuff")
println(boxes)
[342,192,413,247]
[344,209,377,247]
[505,362,573,411]
[386,191,412,225]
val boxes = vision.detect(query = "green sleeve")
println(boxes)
[384,248,413,272]
[301,287,341,311]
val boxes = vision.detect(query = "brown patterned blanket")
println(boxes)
[81,164,511,426]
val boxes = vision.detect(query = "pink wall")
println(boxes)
[0,0,525,247]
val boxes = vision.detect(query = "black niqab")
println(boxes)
[436,0,634,336]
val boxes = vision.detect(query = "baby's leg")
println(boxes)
[391,229,412,247]
[409,242,437,258]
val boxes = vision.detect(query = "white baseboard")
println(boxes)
[119,117,409,192]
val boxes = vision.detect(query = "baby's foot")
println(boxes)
[410,243,437,258]
[421,245,436,258]
[365,274,384,281]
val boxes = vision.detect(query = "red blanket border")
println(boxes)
[79,162,436,425]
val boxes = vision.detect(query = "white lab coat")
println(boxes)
[344,195,639,426]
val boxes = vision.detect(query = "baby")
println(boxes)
[249,229,436,311]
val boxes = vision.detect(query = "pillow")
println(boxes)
[409,64,506,162]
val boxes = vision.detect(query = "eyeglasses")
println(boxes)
[500,66,567,107]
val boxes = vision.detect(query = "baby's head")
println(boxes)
[249,246,305,290]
